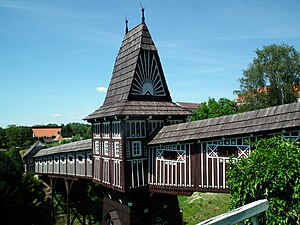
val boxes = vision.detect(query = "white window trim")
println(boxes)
[104,141,109,156]
[112,121,121,139]
[126,120,146,138]
[95,140,100,154]
[114,141,120,157]
[102,122,110,138]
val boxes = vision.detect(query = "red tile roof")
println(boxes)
[32,127,62,138]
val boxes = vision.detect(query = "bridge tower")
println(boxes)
[85,9,192,225]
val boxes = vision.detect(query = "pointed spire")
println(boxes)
[125,15,128,34]
[141,4,145,23]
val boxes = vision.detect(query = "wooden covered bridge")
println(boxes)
[28,9,300,225]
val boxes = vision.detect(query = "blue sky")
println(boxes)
[1,0,300,128]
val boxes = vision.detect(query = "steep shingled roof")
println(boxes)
[149,102,300,145]
[103,22,163,104]
[85,21,191,120]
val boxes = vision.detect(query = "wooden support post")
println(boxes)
[64,179,74,225]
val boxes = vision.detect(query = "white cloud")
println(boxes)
[96,86,107,93]
[52,113,63,117]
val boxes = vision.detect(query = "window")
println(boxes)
[94,141,100,154]
[93,123,100,136]
[218,146,237,157]
[167,120,183,125]
[112,121,121,138]
[156,145,186,162]
[113,160,121,187]
[148,120,164,134]
[132,141,142,157]
[114,142,120,157]
[102,122,110,138]
[104,141,109,156]
[126,121,146,138]
[103,159,110,183]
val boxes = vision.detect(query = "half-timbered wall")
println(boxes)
[197,136,255,192]
[149,129,300,194]
[34,150,92,178]
[60,154,67,175]
[54,155,59,174]
[86,152,93,177]
[76,151,86,177]
[124,120,149,190]
[47,156,53,174]
[148,143,194,193]
[67,153,75,175]
[92,120,124,191]
[90,115,188,192]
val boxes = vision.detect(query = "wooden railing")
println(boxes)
[197,199,269,225]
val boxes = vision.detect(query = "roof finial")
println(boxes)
[125,15,128,34]
[140,4,145,23]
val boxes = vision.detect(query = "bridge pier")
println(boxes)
[102,191,182,225]
[47,176,102,225]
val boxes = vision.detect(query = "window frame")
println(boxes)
[132,141,142,157]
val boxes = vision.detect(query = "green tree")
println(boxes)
[61,122,91,139]
[227,138,300,224]
[192,98,237,121]
[5,125,34,149]
[235,43,300,112]
[0,149,52,224]
[0,127,7,149]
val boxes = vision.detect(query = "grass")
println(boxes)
[178,192,231,225]
[54,192,230,225]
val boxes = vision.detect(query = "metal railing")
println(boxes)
[197,199,269,225]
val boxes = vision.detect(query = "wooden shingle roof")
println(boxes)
[34,139,91,157]
[149,102,300,145]
[85,21,191,120]
[103,22,162,104]
[23,141,45,158]
[85,101,192,120]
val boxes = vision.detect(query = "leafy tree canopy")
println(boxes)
[61,122,91,139]
[0,122,91,150]
[227,137,300,224]
[235,43,300,112]
[5,125,34,149]
[0,149,52,224]
[192,97,237,121]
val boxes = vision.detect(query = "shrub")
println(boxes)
[227,137,300,224]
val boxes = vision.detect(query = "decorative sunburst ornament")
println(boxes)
[131,50,166,96]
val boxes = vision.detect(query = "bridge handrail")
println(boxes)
[197,199,269,225]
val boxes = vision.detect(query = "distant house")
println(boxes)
[176,102,201,112]
[235,84,300,105]
[32,126,64,143]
